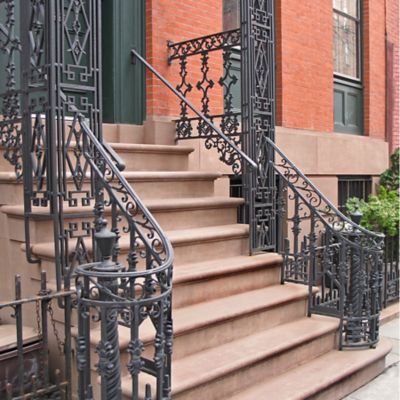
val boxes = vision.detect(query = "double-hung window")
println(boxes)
[333,0,363,134]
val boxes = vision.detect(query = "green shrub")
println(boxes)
[345,186,399,237]
[380,148,399,192]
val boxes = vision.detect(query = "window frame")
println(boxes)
[337,175,372,213]
[333,0,364,135]
[333,1,363,84]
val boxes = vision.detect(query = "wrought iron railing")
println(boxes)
[1,1,174,399]
[0,272,74,399]
[167,28,242,168]
[383,235,399,307]
[75,116,174,400]
[166,1,384,348]
[267,137,384,348]
[168,0,276,254]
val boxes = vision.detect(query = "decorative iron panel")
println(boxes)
[268,136,384,348]
[241,0,276,253]
[168,29,244,172]
[0,0,23,178]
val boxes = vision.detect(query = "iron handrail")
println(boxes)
[265,136,384,248]
[79,116,174,280]
[131,48,257,171]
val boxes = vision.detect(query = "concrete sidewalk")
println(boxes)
[344,315,399,400]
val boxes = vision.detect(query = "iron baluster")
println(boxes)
[15,275,24,396]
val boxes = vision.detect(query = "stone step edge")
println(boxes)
[0,142,193,155]
[0,170,222,183]
[107,142,194,155]
[37,253,281,292]
[227,338,392,400]
[1,197,244,218]
[120,315,340,397]
[174,253,282,285]
[76,283,311,352]
[28,224,250,260]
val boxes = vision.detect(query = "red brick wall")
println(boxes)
[275,0,333,132]
[146,0,223,118]
[363,1,386,140]
[386,0,400,152]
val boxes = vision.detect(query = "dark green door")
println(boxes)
[102,0,146,124]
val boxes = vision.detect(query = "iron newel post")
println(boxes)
[94,220,123,400]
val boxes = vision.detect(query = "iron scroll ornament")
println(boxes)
[75,115,174,400]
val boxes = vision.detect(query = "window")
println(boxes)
[333,0,361,80]
[338,175,372,213]
[333,0,363,135]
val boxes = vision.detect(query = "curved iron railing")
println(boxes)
[74,115,174,399]
[266,137,384,348]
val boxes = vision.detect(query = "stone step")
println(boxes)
[1,197,243,243]
[84,283,311,372]
[119,315,340,400]
[0,170,221,205]
[172,253,282,308]
[31,224,250,281]
[44,253,282,326]
[107,143,193,171]
[226,338,392,400]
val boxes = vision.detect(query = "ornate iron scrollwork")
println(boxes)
[168,29,243,173]
[0,0,23,178]
[267,136,384,348]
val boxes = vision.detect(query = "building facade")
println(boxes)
[99,0,398,209]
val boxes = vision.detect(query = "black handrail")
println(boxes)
[79,115,174,279]
[265,136,384,246]
[131,48,257,171]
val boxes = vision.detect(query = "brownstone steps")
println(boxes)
[1,196,243,243]
[106,142,193,171]
[31,224,250,281]
[0,170,222,205]
[120,315,340,400]
[227,338,392,400]
[172,253,282,307]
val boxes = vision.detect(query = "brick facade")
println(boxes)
[386,0,400,152]
[363,1,386,140]
[145,0,223,118]
[275,0,333,132]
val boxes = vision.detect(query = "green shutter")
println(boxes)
[334,82,363,135]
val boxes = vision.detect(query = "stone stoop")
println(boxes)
[0,122,392,399]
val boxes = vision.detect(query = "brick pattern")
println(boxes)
[275,0,333,132]
[146,0,223,118]
[386,0,400,152]
[146,0,392,146]
[363,1,386,140]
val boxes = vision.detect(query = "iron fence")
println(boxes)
[0,272,74,399]
[383,235,400,307]
[166,0,384,348]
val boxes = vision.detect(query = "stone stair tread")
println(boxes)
[108,142,194,154]
[227,338,392,400]
[0,170,221,183]
[29,224,249,258]
[174,253,282,284]
[86,283,311,350]
[1,197,243,217]
[120,315,340,397]
[0,324,40,352]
